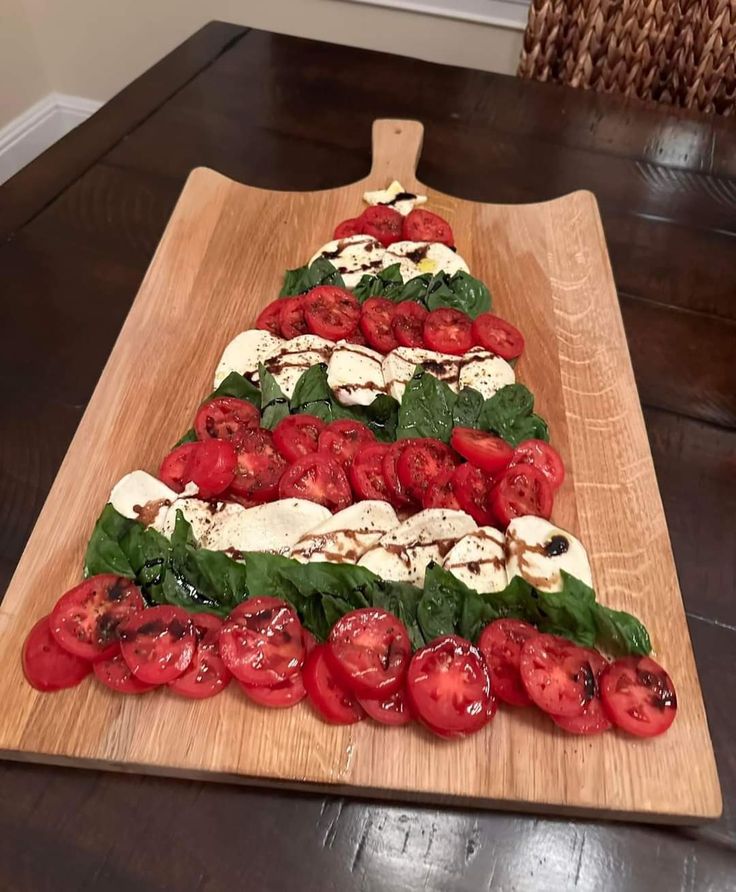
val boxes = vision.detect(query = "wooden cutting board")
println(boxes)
[0,119,721,823]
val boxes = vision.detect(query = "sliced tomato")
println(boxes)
[272,413,326,463]
[239,628,314,708]
[358,686,412,726]
[230,429,286,502]
[318,419,376,469]
[360,297,399,353]
[422,470,462,510]
[23,615,92,692]
[303,285,361,340]
[599,655,677,738]
[360,205,403,247]
[94,652,157,694]
[519,634,598,718]
[490,464,553,528]
[478,619,538,707]
[118,606,196,685]
[471,313,525,361]
[551,649,611,735]
[279,296,308,339]
[349,442,391,501]
[450,428,513,475]
[391,301,428,348]
[303,645,365,725]
[194,396,260,442]
[450,462,495,526]
[255,300,284,336]
[219,597,305,687]
[402,209,454,247]
[423,308,473,355]
[381,439,419,507]
[397,438,459,503]
[333,217,363,239]
[278,452,352,511]
[326,608,411,699]
[346,326,369,346]
[159,439,237,499]
[49,574,144,663]
[510,439,565,492]
[169,613,231,700]
[406,635,493,737]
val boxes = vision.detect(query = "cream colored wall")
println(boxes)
[20,0,522,104]
[0,0,49,124]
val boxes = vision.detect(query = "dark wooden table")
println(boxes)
[1,22,735,891]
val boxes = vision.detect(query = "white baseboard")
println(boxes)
[0,92,103,186]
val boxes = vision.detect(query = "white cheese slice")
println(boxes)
[327,340,387,406]
[362,180,427,216]
[505,516,593,593]
[289,500,398,564]
[457,348,516,400]
[213,330,284,388]
[109,471,178,528]
[261,334,334,397]
[382,241,469,281]
[381,346,460,402]
[309,235,385,288]
[442,527,507,593]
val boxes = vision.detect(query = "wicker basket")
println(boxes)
[518,0,736,115]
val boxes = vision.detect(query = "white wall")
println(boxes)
[0,0,49,123]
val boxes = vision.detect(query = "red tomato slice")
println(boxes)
[333,217,363,239]
[272,413,326,463]
[219,597,305,687]
[49,574,145,663]
[23,615,92,692]
[278,452,352,511]
[360,297,399,353]
[168,613,231,700]
[450,462,495,525]
[478,619,538,707]
[402,208,454,247]
[599,655,677,738]
[118,606,196,685]
[318,419,376,469]
[94,652,157,694]
[471,313,525,361]
[358,686,412,726]
[303,285,361,340]
[360,205,403,247]
[490,464,553,528]
[159,439,237,499]
[422,470,462,510]
[348,442,391,501]
[346,326,369,347]
[303,645,366,725]
[326,608,411,699]
[279,296,308,339]
[551,649,612,735]
[239,628,315,708]
[381,439,419,507]
[255,300,284,336]
[450,428,513,475]
[406,635,493,737]
[519,634,598,718]
[391,301,428,348]
[397,438,459,503]
[510,439,565,492]
[230,429,286,502]
[423,308,473,355]
[195,396,260,442]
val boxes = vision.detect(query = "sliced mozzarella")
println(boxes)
[261,334,334,397]
[289,501,398,564]
[505,516,593,593]
[109,471,178,528]
[213,330,284,388]
[309,235,385,288]
[381,346,460,402]
[358,508,477,585]
[442,527,507,593]
[362,180,427,216]
[382,241,469,281]
[457,348,515,400]
[327,340,387,406]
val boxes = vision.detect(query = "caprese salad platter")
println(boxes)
[21,179,679,743]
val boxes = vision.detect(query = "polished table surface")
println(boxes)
[1,22,734,892]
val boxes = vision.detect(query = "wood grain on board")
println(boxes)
[0,119,721,822]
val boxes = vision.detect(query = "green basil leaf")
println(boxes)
[478,383,546,447]
[425,271,491,318]
[352,264,404,302]
[397,366,457,442]
[208,372,261,407]
[258,363,290,429]
[119,523,170,604]
[84,504,136,577]
[452,387,484,429]
[280,258,344,296]
[368,579,425,650]
[593,604,652,656]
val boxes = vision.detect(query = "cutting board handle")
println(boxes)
[369,119,424,189]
